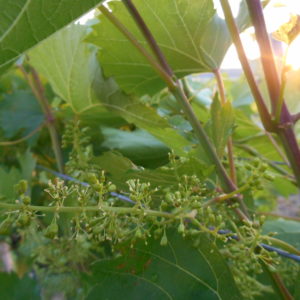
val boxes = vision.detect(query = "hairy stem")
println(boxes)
[245,0,281,116]
[292,112,300,124]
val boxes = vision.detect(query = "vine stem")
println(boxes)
[221,1,296,296]
[203,183,250,207]
[219,0,274,132]
[245,0,300,188]
[268,271,294,300]
[214,69,237,183]
[0,202,176,219]
[18,65,64,173]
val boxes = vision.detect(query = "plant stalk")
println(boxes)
[245,0,287,120]
[220,0,274,132]
[222,0,300,188]
[19,66,64,173]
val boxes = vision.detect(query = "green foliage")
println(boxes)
[100,127,169,168]
[0,90,44,138]
[0,1,299,299]
[87,232,242,300]
[87,0,250,96]
[0,273,39,300]
[0,0,104,74]
[209,94,234,157]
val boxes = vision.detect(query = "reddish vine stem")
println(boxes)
[245,0,300,187]
[292,112,300,124]
[268,271,294,300]
[122,0,173,77]
[19,65,64,173]
[221,0,296,296]
[219,0,274,132]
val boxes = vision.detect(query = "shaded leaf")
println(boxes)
[0,150,35,201]
[87,232,241,300]
[0,272,39,300]
[101,127,169,168]
[0,0,104,74]
[0,90,44,138]
[262,219,300,250]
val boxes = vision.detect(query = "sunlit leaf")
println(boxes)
[87,0,251,96]
[209,94,234,157]
[273,15,300,45]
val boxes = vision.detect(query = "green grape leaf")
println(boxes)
[0,167,23,201]
[87,0,251,96]
[0,90,44,138]
[262,219,300,250]
[29,24,191,156]
[209,94,234,157]
[0,0,104,74]
[0,150,35,201]
[101,127,169,168]
[29,24,103,113]
[86,232,241,300]
[0,273,39,300]
[94,151,212,192]
[294,274,300,299]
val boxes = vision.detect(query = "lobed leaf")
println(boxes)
[0,0,104,74]
[87,0,251,96]
[29,24,191,156]
[87,232,241,299]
